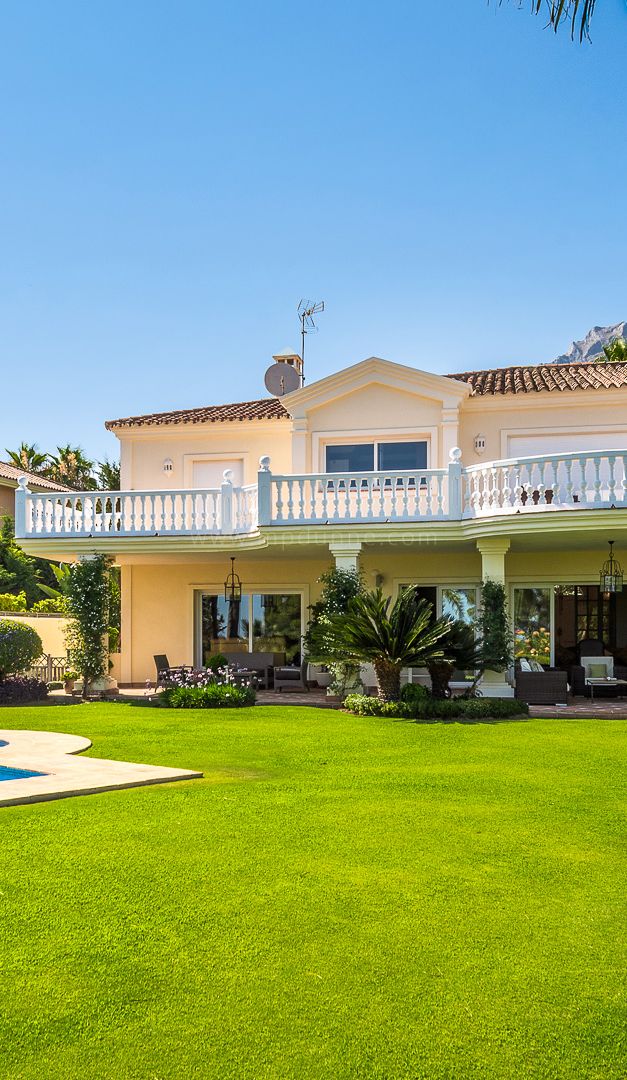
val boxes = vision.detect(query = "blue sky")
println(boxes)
[1,1,626,462]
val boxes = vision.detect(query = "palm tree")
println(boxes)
[96,459,121,490]
[4,442,48,474]
[602,338,627,364]
[45,445,97,489]
[500,1,596,41]
[38,562,72,601]
[325,587,450,702]
[427,620,484,699]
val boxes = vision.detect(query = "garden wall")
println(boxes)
[0,612,68,657]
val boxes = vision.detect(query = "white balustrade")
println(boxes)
[463,450,627,516]
[265,469,449,524]
[19,487,244,537]
[14,448,627,540]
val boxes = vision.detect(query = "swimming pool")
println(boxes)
[0,765,45,781]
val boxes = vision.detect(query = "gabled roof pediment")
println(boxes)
[281,357,470,419]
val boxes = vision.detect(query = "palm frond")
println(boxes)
[500,0,596,41]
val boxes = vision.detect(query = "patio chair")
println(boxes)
[154,654,193,687]
[569,640,627,696]
[273,659,309,693]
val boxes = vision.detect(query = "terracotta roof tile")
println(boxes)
[0,461,74,491]
[105,397,290,429]
[105,361,627,431]
[448,361,627,395]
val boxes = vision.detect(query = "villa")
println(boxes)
[15,353,627,694]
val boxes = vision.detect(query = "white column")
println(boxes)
[120,564,132,686]
[14,477,30,538]
[477,537,513,698]
[441,407,460,466]
[291,418,308,473]
[257,456,272,526]
[329,542,362,572]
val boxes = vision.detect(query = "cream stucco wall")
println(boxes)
[0,483,15,518]
[124,556,330,683]
[458,393,627,464]
[0,613,69,656]
[118,422,292,490]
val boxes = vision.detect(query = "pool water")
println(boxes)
[0,765,45,781]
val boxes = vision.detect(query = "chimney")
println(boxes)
[272,348,303,378]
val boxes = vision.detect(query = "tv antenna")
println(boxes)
[298,299,324,385]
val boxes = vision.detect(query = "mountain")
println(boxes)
[554,322,627,364]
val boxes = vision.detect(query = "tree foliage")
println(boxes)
[601,337,627,364]
[0,516,42,606]
[478,579,514,673]
[66,555,111,696]
[499,0,596,41]
[303,567,365,695]
[427,619,484,699]
[0,619,43,678]
[4,443,120,491]
[5,442,48,472]
[323,587,450,702]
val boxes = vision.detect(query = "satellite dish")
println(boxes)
[264,362,301,396]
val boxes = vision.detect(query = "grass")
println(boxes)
[1,703,626,1080]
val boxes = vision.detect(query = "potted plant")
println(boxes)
[64,669,78,693]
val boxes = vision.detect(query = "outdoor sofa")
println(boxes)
[514,658,569,705]
[222,651,286,689]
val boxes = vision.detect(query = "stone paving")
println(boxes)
[0,729,202,808]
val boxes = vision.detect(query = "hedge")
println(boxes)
[344,693,528,721]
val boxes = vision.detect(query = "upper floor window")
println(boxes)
[325,441,427,473]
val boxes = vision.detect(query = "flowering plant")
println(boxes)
[65,555,111,697]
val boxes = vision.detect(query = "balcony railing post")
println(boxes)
[221,470,234,534]
[448,448,463,519]
[258,456,272,526]
[15,476,30,537]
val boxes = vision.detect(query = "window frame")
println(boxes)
[323,437,430,475]
[193,586,305,667]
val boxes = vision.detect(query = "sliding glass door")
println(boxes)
[196,592,302,667]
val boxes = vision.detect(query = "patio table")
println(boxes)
[585,677,627,702]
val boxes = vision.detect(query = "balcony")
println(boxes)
[14,449,627,541]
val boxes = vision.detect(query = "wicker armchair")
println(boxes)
[154,654,193,687]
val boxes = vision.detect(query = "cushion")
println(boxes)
[587,663,608,679]
[529,660,545,673]
[518,658,532,672]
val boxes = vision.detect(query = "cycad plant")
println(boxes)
[325,587,450,702]
[427,620,484,699]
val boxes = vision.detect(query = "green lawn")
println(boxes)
[2,704,626,1080]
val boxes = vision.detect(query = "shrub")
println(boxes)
[204,652,228,674]
[31,597,68,614]
[160,681,256,709]
[344,694,410,718]
[400,682,431,708]
[0,590,27,612]
[0,676,48,704]
[0,619,43,678]
[345,692,528,722]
